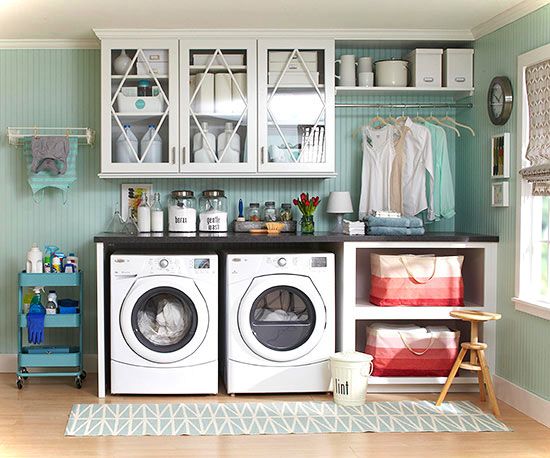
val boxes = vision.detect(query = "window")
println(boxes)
[514,44,550,320]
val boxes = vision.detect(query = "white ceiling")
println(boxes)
[0,0,543,40]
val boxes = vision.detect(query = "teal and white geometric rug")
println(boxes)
[65,400,510,436]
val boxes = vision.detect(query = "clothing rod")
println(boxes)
[335,103,473,109]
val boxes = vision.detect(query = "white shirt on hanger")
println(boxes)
[402,117,435,220]
[358,125,397,219]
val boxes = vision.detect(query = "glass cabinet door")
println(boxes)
[258,39,335,176]
[101,39,179,175]
[180,39,257,175]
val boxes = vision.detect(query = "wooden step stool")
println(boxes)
[436,310,501,416]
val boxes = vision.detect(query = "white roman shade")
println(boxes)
[519,59,550,195]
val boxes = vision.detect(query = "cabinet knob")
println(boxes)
[261,146,266,163]
[181,146,186,164]
[171,146,176,164]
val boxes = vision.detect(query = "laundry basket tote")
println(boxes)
[329,352,373,406]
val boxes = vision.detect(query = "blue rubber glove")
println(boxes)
[27,312,45,344]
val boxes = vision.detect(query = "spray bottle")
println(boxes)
[28,287,45,314]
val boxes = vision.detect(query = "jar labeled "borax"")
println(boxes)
[168,190,196,232]
[199,189,228,232]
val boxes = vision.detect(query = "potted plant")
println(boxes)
[293,193,320,234]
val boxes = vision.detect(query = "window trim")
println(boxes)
[514,43,550,321]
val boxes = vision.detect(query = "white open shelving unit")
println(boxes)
[336,240,498,392]
[335,86,474,100]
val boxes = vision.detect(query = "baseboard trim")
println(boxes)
[495,375,550,427]
[0,354,97,373]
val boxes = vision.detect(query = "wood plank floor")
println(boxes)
[0,374,548,458]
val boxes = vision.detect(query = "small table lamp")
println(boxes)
[326,191,353,233]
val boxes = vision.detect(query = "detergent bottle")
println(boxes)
[28,287,45,314]
[26,243,43,273]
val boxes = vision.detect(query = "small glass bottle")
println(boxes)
[150,192,164,233]
[279,203,293,221]
[263,201,277,222]
[247,203,261,222]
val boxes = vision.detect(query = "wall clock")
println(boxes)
[487,76,513,125]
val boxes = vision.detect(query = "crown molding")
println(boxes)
[471,0,549,39]
[0,38,99,49]
[93,28,473,42]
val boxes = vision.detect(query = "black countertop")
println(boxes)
[94,231,498,244]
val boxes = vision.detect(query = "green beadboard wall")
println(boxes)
[0,46,458,355]
[455,4,550,400]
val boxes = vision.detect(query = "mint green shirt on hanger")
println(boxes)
[424,122,456,221]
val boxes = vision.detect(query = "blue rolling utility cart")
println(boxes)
[17,271,86,389]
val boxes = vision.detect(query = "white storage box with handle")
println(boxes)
[137,49,169,76]
[116,93,166,113]
[443,49,474,88]
[329,351,373,406]
[406,49,443,87]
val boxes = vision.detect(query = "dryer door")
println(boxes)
[120,275,209,364]
[238,274,326,362]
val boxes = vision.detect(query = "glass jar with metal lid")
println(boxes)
[263,201,277,222]
[199,189,228,232]
[168,190,196,232]
[247,203,261,222]
[279,203,293,221]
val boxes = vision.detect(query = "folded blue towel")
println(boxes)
[366,215,424,228]
[367,226,426,236]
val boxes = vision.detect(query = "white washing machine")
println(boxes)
[224,253,335,394]
[110,254,218,394]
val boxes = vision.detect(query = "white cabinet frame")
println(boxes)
[179,38,257,176]
[257,38,336,176]
[100,38,180,177]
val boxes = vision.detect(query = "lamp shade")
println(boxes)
[326,191,353,214]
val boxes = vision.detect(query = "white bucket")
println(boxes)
[330,352,373,406]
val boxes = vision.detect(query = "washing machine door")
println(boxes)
[237,274,326,362]
[120,275,208,364]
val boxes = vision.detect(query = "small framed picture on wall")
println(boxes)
[491,133,510,179]
[121,183,153,221]
[491,182,509,207]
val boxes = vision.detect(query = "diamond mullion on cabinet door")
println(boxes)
[257,38,335,177]
[100,38,179,177]
[180,38,257,176]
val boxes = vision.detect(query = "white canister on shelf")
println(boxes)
[358,56,373,73]
[374,59,408,87]
[26,243,43,273]
[137,194,151,232]
[168,190,197,232]
[215,73,232,113]
[231,73,247,114]
[194,73,214,112]
[217,122,240,163]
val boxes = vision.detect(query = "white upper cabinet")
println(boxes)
[180,39,257,175]
[100,38,180,176]
[258,39,335,176]
[98,34,335,178]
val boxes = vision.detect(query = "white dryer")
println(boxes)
[224,253,335,394]
[110,254,218,394]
